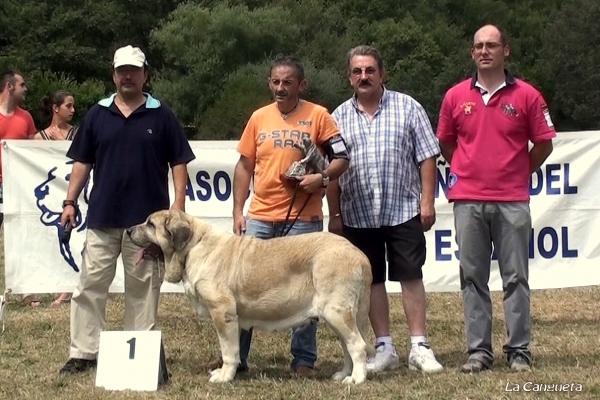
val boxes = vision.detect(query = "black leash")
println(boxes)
[278,181,312,237]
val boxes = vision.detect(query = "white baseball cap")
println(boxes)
[113,45,147,68]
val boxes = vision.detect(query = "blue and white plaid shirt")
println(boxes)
[332,88,440,228]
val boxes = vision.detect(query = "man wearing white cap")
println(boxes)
[59,45,195,374]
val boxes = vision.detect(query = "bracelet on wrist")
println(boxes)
[62,200,76,209]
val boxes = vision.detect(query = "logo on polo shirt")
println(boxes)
[502,103,520,117]
[541,104,554,129]
[449,173,458,188]
[298,120,312,126]
[460,102,476,115]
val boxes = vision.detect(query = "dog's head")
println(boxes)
[301,135,313,149]
[127,209,196,283]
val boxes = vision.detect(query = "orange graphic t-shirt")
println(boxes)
[0,108,36,182]
[237,101,340,222]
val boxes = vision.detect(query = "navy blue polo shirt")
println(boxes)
[67,94,195,229]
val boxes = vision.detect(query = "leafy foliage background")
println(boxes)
[1,0,597,137]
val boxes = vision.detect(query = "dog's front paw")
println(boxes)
[342,376,361,385]
[208,367,235,383]
[332,370,350,381]
[341,373,367,385]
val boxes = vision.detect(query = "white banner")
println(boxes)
[2,131,597,294]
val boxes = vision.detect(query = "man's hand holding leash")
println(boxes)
[233,212,246,236]
[296,173,324,193]
[60,200,78,230]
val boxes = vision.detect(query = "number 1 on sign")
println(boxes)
[96,331,162,391]
[127,337,136,359]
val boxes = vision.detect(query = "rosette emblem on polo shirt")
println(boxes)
[460,102,476,115]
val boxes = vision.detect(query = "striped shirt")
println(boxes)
[332,88,440,228]
[37,126,78,141]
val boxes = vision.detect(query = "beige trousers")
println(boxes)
[69,228,163,360]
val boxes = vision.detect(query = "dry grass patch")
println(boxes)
[1,236,599,399]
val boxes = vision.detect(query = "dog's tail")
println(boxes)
[357,253,375,358]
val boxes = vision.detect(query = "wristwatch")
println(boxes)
[320,172,330,187]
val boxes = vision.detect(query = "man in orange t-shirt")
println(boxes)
[226,57,349,378]
[0,70,37,306]
[0,70,36,208]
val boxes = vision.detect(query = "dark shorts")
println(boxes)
[342,215,426,284]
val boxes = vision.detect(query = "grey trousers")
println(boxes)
[454,201,532,367]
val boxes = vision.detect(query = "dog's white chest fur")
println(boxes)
[182,277,211,319]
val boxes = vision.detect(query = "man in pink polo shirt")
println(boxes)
[436,25,555,374]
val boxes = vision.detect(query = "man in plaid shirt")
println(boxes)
[327,45,443,374]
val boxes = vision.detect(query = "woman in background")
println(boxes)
[31,90,77,306]
[32,90,77,140]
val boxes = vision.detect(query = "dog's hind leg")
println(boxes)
[322,305,368,384]
[208,303,241,383]
[331,334,353,382]
[357,277,375,360]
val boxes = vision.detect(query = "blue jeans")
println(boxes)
[239,218,323,371]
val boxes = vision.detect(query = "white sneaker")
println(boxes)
[366,343,400,372]
[408,342,443,373]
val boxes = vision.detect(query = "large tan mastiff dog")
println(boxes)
[126,209,373,384]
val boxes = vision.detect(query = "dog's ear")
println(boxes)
[166,219,193,251]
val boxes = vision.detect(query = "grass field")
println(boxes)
[1,234,599,400]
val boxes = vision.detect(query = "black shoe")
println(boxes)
[509,354,532,372]
[460,359,489,373]
[59,358,97,374]
[237,362,249,373]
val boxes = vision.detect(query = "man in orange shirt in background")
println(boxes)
[0,70,37,306]
[0,70,36,205]
[226,56,349,378]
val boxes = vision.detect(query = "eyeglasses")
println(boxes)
[350,67,378,77]
[473,42,504,51]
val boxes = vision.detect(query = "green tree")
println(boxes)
[151,3,301,126]
[541,0,600,130]
[195,62,272,140]
[0,0,569,135]
[1,0,181,82]
[302,64,349,113]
